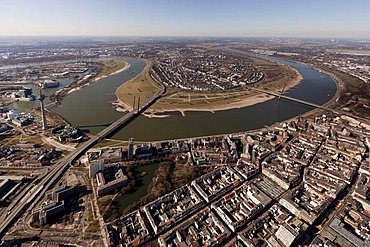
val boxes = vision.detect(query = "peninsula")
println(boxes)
[115,45,302,117]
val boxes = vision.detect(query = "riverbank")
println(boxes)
[40,60,130,130]
[114,53,302,117]
[65,61,130,97]
[114,58,163,113]
[312,65,370,118]
[251,50,370,121]
[49,60,129,105]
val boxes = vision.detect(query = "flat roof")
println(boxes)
[329,217,364,247]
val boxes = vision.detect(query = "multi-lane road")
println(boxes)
[0,84,165,237]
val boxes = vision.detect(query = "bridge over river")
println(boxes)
[247,86,370,125]
[247,86,331,110]
[0,86,165,237]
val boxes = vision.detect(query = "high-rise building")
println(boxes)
[128,138,134,160]
[38,89,47,130]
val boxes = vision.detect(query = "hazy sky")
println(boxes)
[0,0,369,38]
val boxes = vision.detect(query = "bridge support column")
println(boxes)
[133,96,136,112]
[137,97,140,113]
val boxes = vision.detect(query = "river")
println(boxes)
[110,49,336,141]
[49,58,145,132]
[5,50,336,142]
[4,49,337,211]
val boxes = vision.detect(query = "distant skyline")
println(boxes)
[0,0,369,38]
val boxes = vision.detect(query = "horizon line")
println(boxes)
[0,34,369,40]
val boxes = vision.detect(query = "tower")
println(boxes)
[38,88,47,130]
[128,138,134,160]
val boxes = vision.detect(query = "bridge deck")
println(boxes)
[0,83,165,236]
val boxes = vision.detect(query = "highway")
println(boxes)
[0,84,166,237]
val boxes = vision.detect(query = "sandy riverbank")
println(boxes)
[94,63,131,82]
[65,63,130,96]
[141,68,302,118]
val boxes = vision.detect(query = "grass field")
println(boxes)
[318,66,370,117]
[115,59,162,111]
[153,89,260,110]
[0,129,45,147]
[95,60,128,78]
[326,49,370,56]
[326,68,367,95]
